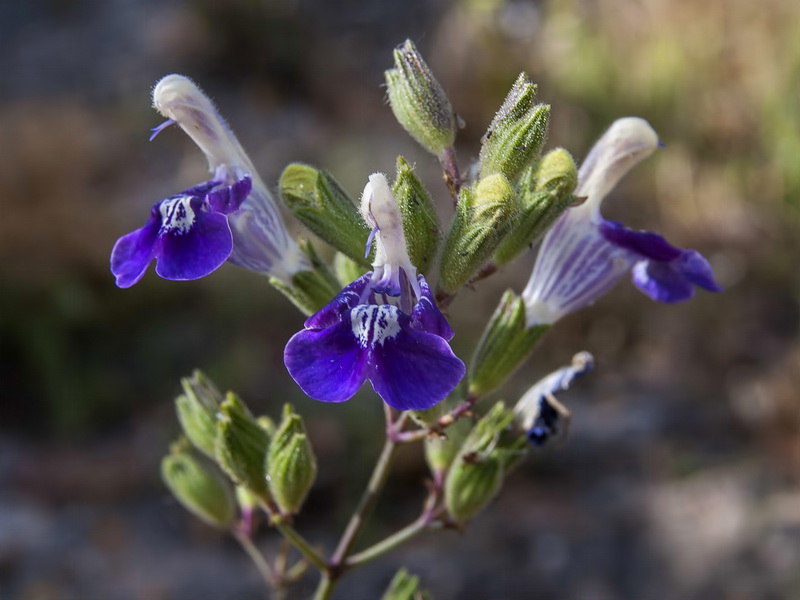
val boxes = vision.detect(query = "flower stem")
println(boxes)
[273,522,328,572]
[395,393,480,443]
[232,529,273,592]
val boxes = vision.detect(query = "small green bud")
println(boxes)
[256,415,277,438]
[494,148,579,265]
[269,239,341,316]
[445,450,504,524]
[479,73,550,182]
[469,290,550,396]
[444,402,527,523]
[235,484,259,513]
[392,156,441,275]
[266,404,317,515]
[175,370,224,458]
[439,174,520,294]
[381,568,433,600]
[333,251,366,287]
[385,39,456,157]
[215,393,270,497]
[279,163,370,265]
[162,447,235,529]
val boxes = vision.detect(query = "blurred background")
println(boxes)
[2,0,799,598]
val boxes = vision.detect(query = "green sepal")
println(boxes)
[439,174,520,294]
[269,239,341,316]
[479,73,550,182]
[333,252,367,287]
[392,156,441,275]
[215,393,271,497]
[381,568,433,600]
[469,290,551,396]
[266,404,317,515]
[162,443,236,529]
[385,39,456,157]
[493,148,578,265]
[175,370,224,459]
[279,163,370,265]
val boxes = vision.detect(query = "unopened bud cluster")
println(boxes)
[162,371,317,525]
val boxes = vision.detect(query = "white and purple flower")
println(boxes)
[522,117,721,326]
[111,74,307,288]
[284,174,465,411]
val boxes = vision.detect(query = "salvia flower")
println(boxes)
[284,174,465,411]
[522,117,721,326]
[514,351,594,446]
[111,74,307,288]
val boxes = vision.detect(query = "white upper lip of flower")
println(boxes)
[360,173,421,301]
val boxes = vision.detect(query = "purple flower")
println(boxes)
[284,273,464,411]
[522,118,721,325]
[111,177,251,288]
[111,75,307,288]
[284,173,464,411]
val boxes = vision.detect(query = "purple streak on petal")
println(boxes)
[370,264,402,296]
[675,250,722,292]
[365,225,378,259]
[410,275,454,340]
[284,320,369,403]
[180,179,221,198]
[110,206,162,288]
[149,119,176,141]
[631,259,695,302]
[206,177,252,214]
[304,273,371,329]
[368,321,465,411]
[599,220,682,261]
[155,200,233,280]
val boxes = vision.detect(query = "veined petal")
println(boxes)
[522,210,636,326]
[206,177,252,215]
[110,207,161,288]
[284,320,369,403]
[368,320,466,411]
[155,200,233,280]
[410,275,454,340]
[304,273,371,330]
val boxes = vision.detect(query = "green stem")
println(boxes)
[274,522,328,572]
[344,515,434,570]
[313,574,336,600]
[232,529,273,592]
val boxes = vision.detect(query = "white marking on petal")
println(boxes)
[350,305,401,348]
[159,196,196,235]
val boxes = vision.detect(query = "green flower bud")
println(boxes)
[444,402,527,523]
[256,415,277,438]
[392,156,441,275]
[385,39,456,157]
[279,163,370,265]
[445,450,504,524]
[215,393,270,497]
[494,148,579,266]
[479,73,550,182]
[381,568,432,600]
[439,174,520,294]
[469,290,550,396]
[175,370,223,459]
[269,239,341,316]
[162,447,235,529]
[266,404,317,515]
[333,251,366,287]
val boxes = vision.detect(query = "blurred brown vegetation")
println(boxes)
[1,0,798,598]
